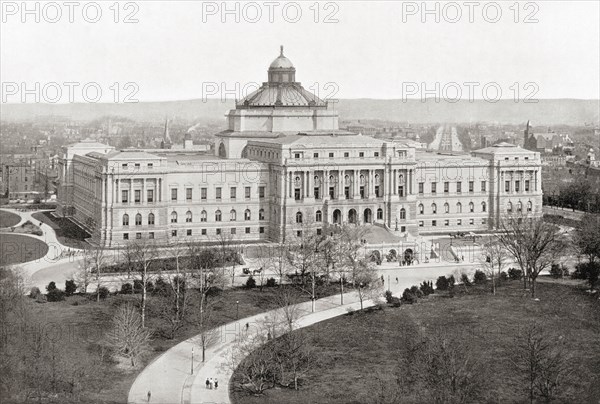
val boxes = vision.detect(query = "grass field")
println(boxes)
[231,280,600,404]
[0,210,21,228]
[0,233,48,265]
[32,211,90,249]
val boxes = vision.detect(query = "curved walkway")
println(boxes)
[128,264,474,404]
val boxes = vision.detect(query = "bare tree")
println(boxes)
[499,217,566,298]
[77,246,108,301]
[480,239,510,295]
[128,239,158,328]
[105,303,151,366]
[334,224,369,305]
[351,258,383,310]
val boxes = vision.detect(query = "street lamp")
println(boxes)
[191,347,194,375]
[236,300,239,319]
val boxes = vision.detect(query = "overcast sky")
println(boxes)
[1,0,599,103]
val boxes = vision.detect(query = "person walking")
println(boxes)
[215,379,219,389]
[147,391,151,402]
[396,277,398,284]
[209,378,214,389]
[205,378,210,389]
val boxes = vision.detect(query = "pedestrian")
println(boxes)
[205,378,209,389]
[396,277,398,284]
[381,275,384,284]
[461,255,464,262]
[147,390,151,402]
[215,379,219,389]
[267,331,272,341]
[209,378,214,389]
[245,322,249,331]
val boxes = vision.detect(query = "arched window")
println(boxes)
[432,203,437,214]
[507,202,513,213]
[200,210,207,222]
[527,201,533,212]
[230,209,236,221]
[170,211,177,223]
[419,204,424,215]
[135,213,142,226]
[296,211,303,223]
[399,174,404,183]
[482,202,487,212]
[122,214,129,226]
[315,210,322,222]
[215,210,222,222]
[148,213,155,225]
[377,208,383,220]
[457,202,462,213]
[469,202,474,213]
[517,202,523,212]
[186,211,192,223]
[259,209,265,220]
[244,209,251,221]
[444,203,450,214]
[400,208,406,220]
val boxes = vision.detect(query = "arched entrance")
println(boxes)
[363,208,372,224]
[404,249,414,265]
[218,143,227,158]
[348,209,357,224]
[387,249,397,262]
[369,250,381,263]
[332,209,342,225]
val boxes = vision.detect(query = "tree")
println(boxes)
[105,304,151,366]
[77,246,108,301]
[128,240,158,328]
[479,240,510,295]
[498,217,566,298]
[64,280,77,296]
[350,258,383,310]
[572,261,600,291]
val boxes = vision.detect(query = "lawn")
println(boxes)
[231,280,600,404]
[0,233,49,265]
[2,281,344,403]
[32,211,91,249]
[0,210,21,228]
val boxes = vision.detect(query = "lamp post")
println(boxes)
[191,347,194,375]
[236,300,239,319]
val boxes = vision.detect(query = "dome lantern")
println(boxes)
[268,45,296,83]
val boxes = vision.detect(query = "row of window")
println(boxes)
[419,218,487,227]
[122,209,267,226]
[418,181,486,194]
[418,201,486,215]
[122,226,266,240]
[507,201,533,213]
[504,180,532,193]
[120,186,267,203]
[294,151,381,159]
[121,162,154,169]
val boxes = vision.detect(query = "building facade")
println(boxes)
[58,49,543,247]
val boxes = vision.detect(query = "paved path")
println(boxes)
[128,263,479,404]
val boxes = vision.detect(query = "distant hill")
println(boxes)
[1,98,598,126]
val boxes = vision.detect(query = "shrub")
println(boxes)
[245,276,256,289]
[65,280,77,296]
[436,276,449,291]
[420,281,434,296]
[46,281,57,293]
[499,271,509,282]
[571,261,600,291]
[508,267,523,280]
[402,288,418,304]
[460,273,472,286]
[36,293,47,303]
[153,277,169,295]
[384,290,394,303]
[410,285,424,298]
[266,277,277,287]
[120,282,133,294]
[46,288,65,302]
[447,275,456,288]
[550,264,569,279]
[473,270,487,284]
[133,279,143,293]
[29,286,41,299]
[98,286,110,300]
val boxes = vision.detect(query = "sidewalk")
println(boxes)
[128,265,464,404]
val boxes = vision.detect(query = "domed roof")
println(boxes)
[269,46,294,69]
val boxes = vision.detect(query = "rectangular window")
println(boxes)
[398,185,404,197]
[431,183,437,194]
[444,182,449,193]
[135,163,140,168]
[345,187,350,199]
[432,220,437,227]
[230,187,236,200]
[329,187,335,199]
[505,181,510,193]
[515,181,520,192]
[457,219,462,226]
[201,229,207,235]
[186,188,192,201]
[314,187,320,199]
[456,182,461,193]
[297,230,302,237]
[231,228,236,235]
[482,219,487,225]
[259,226,265,234]
[374,152,379,157]
[245,186,251,199]
[187,229,192,236]
[216,187,222,200]
[525,180,530,192]
[344,152,349,158]
[469,181,474,192]
[360,186,365,199]
[359,152,365,158]
[481,181,487,192]
[171,188,177,201]
[259,186,265,198]
[134,190,141,203]
[313,153,319,158]
[418,221,424,227]
[445,220,450,226]
[295,188,301,200]
[147,189,154,203]
[148,163,153,168]
[374,185,380,197]
[121,190,128,203]
[294,153,301,159]
[201,187,207,200]
[419,182,424,194]
[469,219,474,225]
[316,228,322,235]
[123,233,129,240]
[216,228,221,235]
[136,232,142,239]
[122,163,127,169]
[149,232,154,239]
[171,230,177,237]
[329,152,334,158]
[245,227,251,234]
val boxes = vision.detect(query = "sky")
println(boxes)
[1,0,599,103]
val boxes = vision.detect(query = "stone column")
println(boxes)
[338,170,345,199]
[142,178,146,203]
